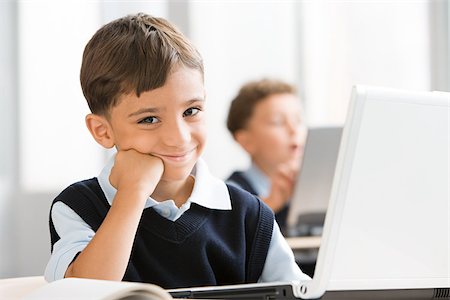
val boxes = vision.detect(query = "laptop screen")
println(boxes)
[312,86,450,293]
[286,126,342,236]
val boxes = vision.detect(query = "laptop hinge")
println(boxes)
[433,288,450,299]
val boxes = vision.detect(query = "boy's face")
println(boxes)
[238,93,306,174]
[105,66,206,182]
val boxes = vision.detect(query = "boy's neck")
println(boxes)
[251,159,274,178]
[151,175,195,207]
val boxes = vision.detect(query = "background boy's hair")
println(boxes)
[80,13,204,116]
[226,78,297,136]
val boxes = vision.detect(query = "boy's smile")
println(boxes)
[102,66,206,186]
[156,148,196,163]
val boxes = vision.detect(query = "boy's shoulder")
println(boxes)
[226,182,257,202]
[52,177,109,230]
[226,170,247,184]
[54,178,103,202]
[52,178,108,212]
[225,183,273,217]
[226,171,257,195]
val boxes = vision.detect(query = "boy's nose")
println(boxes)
[163,119,191,147]
[288,120,307,142]
[287,119,299,134]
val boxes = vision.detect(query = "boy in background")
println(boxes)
[45,14,310,288]
[226,79,307,233]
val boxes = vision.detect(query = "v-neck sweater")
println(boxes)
[49,178,274,289]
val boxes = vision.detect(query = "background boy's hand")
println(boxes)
[263,163,298,213]
[109,149,164,200]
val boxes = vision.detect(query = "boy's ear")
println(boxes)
[85,114,115,149]
[234,129,256,155]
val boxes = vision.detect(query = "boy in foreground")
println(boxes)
[45,13,310,288]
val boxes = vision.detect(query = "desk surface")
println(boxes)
[285,236,321,250]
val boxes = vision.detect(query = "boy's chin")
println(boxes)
[160,168,194,183]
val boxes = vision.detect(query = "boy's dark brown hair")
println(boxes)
[80,13,204,116]
[226,79,297,136]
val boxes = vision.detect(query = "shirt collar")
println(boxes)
[97,154,231,210]
[243,162,271,197]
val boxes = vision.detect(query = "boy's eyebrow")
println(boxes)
[128,107,161,118]
[127,98,205,118]
[184,98,205,106]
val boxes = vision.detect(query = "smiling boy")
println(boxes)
[45,13,310,288]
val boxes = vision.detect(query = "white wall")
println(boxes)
[297,1,433,125]
[18,1,104,193]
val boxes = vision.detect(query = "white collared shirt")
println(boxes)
[45,157,310,282]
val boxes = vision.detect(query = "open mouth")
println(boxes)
[290,144,303,156]
[291,143,300,150]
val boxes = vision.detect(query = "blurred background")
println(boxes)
[0,0,448,278]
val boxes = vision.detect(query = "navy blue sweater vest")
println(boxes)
[227,171,289,233]
[49,178,274,289]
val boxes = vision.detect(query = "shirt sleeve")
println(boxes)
[44,201,94,282]
[258,221,312,282]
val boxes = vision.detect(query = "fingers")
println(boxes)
[274,163,298,186]
[271,173,294,202]
[263,165,298,212]
[270,162,299,184]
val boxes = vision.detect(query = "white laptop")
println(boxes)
[286,126,342,237]
[168,85,450,299]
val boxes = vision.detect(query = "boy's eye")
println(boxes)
[183,107,200,117]
[294,114,303,125]
[138,116,159,124]
[268,117,284,126]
